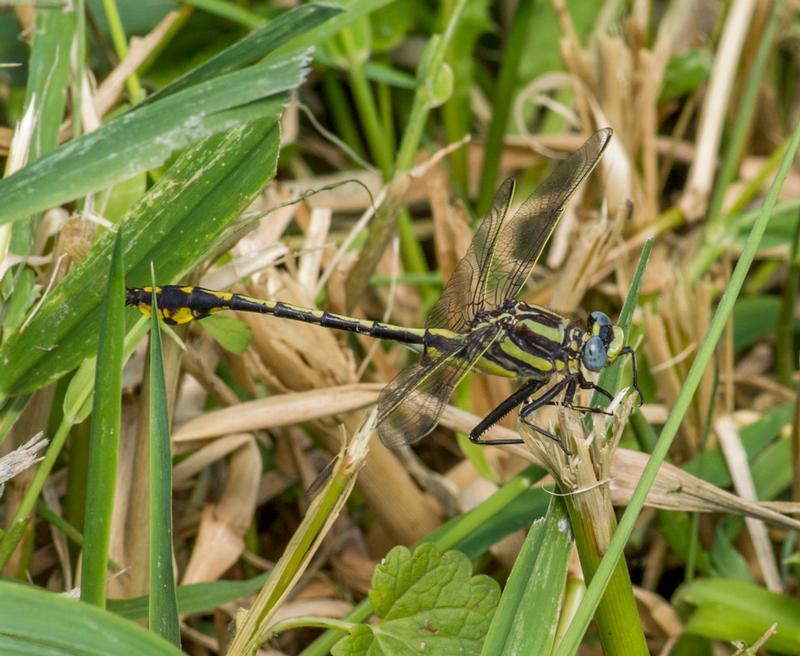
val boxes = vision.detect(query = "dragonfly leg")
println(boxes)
[468,379,547,446]
[621,346,645,404]
[574,373,614,401]
[533,375,612,417]
[518,377,574,454]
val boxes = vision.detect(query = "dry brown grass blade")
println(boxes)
[550,206,618,314]
[173,433,253,485]
[428,167,471,283]
[439,405,800,531]
[238,274,440,543]
[643,277,714,455]
[633,587,683,646]
[610,450,800,531]
[715,415,782,592]
[2,386,56,578]
[679,0,757,220]
[173,384,381,443]
[182,436,261,584]
[227,414,375,654]
[0,432,47,486]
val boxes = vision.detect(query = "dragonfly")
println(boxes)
[126,127,640,451]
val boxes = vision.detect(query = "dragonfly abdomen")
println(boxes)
[126,285,427,345]
[260,300,425,345]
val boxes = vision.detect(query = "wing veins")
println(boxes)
[377,325,503,447]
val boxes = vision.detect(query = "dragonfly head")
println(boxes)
[583,311,624,372]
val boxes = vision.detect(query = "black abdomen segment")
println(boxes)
[228,294,426,346]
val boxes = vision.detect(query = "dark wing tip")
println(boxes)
[589,127,614,154]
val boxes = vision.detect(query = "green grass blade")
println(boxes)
[19,7,75,160]
[0,319,150,568]
[0,395,31,445]
[776,207,800,385]
[101,0,144,103]
[0,51,309,228]
[183,0,265,28]
[2,5,76,334]
[474,0,536,215]
[0,120,281,396]
[272,0,396,58]
[80,231,125,608]
[481,497,572,655]
[145,3,341,104]
[591,237,653,408]
[556,118,800,656]
[0,581,183,656]
[108,572,270,620]
[700,0,784,254]
[147,276,180,646]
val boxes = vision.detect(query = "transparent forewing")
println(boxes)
[377,326,502,448]
[425,178,515,332]
[485,128,612,309]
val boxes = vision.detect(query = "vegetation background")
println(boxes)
[0,1,799,654]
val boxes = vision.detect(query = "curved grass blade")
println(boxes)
[0,120,281,396]
[144,3,342,104]
[0,51,309,228]
[0,581,183,656]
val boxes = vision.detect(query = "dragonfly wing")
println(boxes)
[485,128,612,308]
[377,326,503,448]
[425,178,515,332]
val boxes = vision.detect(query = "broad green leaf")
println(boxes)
[0,119,281,396]
[302,467,547,656]
[660,48,712,102]
[0,51,309,228]
[0,581,183,656]
[733,296,800,350]
[681,578,800,653]
[201,314,253,355]
[332,543,499,656]
[682,402,793,489]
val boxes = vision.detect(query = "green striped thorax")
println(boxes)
[465,301,626,381]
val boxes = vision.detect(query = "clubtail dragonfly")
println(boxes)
[127,127,640,450]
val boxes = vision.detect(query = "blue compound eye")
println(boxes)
[589,311,613,344]
[583,335,607,372]
[590,311,611,328]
